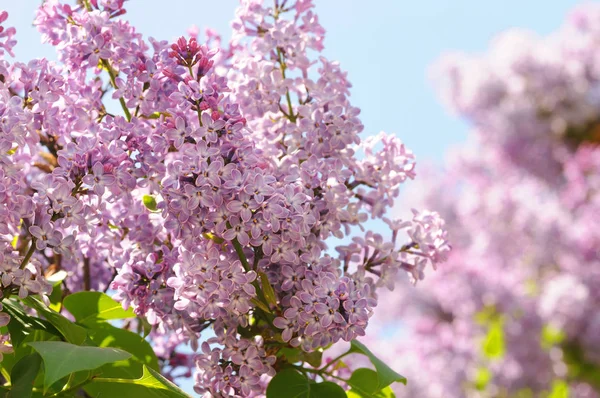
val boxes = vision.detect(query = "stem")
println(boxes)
[276,48,296,123]
[47,377,93,397]
[0,366,10,385]
[229,235,270,311]
[232,238,251,272]
[83,257,91,291]
[19,238,37,269]
[101,59,132,122]
[81,0,92,11]
[292,365,349,383]
[320,351,350,372]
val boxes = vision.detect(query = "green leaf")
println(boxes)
[8,354,42,398]
[346,368,396,398]
[548,380,569,398]
[541,325,565,350]
[251,297,271,313]
[482,319,505,359]
[2,300,59,347]
[48,283,63,313]
[27,341,131,390]
[267,369,310,398]
[86,321,159,371]
[278,347,302,363]
[139,316,153,338]
[348,340,407,388]
[143,195,158,211]
[85,365,190,398]
[0,329,61,379]
[63,291,135,324]
[311,382,347,397]
[303,350,323,368]
[258,271,278,308]
[24,297,87,345]
[347,387,395,398]
[474,367,491,391]
[266,369,347,398]
[474,305,497,325]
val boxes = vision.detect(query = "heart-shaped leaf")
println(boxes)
[63,292,135,323]
[348,341,406,388]
[28,341,131,389]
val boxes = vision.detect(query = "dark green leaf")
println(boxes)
[8,354,41,398]
[28,341,131,389]
[85,365,189,398]
[349,341,407,388]
[24,297,87,345]
[86,321,159,371]
[63,292,135,323]
[303,350,323,368]
[267,369,346,398]
[267,369,310,398]
[2,300,59,347]
[1,329,62,378]
[278,347,302,363]
[311,382,347,397]
[346,368,396,398]
[139,316,153,338]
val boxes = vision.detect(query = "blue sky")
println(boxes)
[2,0,583,393]
[4,0,581,165]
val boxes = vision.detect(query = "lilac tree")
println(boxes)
[363,4,600,397]
[0,1,449,396]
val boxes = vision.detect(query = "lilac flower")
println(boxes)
[82,162,116,196]
[165,117,191,149]
[29,223,61,250]
[222,217,250,246]
[3,1,455,395]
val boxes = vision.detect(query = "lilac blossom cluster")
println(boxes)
[0,0,449,396]
[355,4,600,397]
[433,3,600,182]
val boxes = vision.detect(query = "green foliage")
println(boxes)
[266,369,347,398]
[258,271,278,309]
[63,291,135,323]
[482,319,505,359]
[541,324,565,350]
[267,340,406,398]
[562,342,600,391]
[0,293,187,397]
[346,368,396,398]
[28,341,131,389]
[24,297,87,345]
[85,321,159,371]
[2,289,406,398]
[2,300,60,347]
[547,380,569,398]
[143,194,158,211]
[348,340,407,388]
[473,367,491,391]
[84,365,190,398]
[8,354,42,398]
